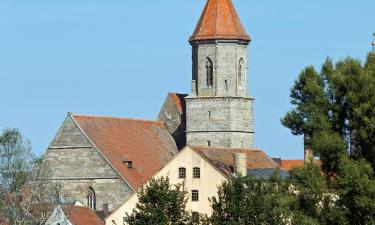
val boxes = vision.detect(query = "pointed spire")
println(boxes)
[190,0,251,42]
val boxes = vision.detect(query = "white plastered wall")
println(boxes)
[106,146,228,225]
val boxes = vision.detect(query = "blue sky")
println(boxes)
[0,0,374,159]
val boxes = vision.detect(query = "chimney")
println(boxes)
[103,204,109,217]
[304,134,313,164]
[233,153,247,176]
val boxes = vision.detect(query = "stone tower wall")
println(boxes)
[192,42,248,97]
[186,97,254,148]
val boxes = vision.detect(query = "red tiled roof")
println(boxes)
[170,93,186,114]
[190,0,250,42]
[191,146,279,177]
[72,114,178,190]
[280,160,322,172]
[63,205,104,225]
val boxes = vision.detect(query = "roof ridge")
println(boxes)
[71,113,164,124]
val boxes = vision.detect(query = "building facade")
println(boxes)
[185,0,255,149]
[43,0,283,221]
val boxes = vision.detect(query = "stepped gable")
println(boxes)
[190,0,250,42]
[71,114,178,190]
[191,146,279,177]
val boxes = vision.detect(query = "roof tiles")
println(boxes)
[191,146,279,177]
[280,160,322,172]
[72,114,178,190]
[190,0,250,42]
[63,205,104,225]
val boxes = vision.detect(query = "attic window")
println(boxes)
[124,160,133,168]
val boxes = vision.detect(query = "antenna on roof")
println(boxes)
[372,33,375,52]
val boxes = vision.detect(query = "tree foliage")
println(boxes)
[205,173,291,225]
[0,128,59,225]
[338,156,375,225]
[282,53,375,170]
[126,177,192,225]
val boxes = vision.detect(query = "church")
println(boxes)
[43,0,287,223]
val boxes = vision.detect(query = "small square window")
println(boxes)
[179,167,186,179]
[193,167,200,179]
[192,190,199,202]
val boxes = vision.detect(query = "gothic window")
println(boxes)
[193,167,200,179]
[179,167,186,179]
[238,58,244,83]
[87,187,96,210]
[192,190,199,202]
[206,58,213,87]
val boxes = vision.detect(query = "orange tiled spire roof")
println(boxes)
[190,0,251,42]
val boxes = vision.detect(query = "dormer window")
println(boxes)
[124,160,133,168]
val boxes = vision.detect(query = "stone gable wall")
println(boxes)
[44,116,133,212]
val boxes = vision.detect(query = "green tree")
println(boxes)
[0,128,34,193]
[126,177,192,225]
[288,163,348,225]
[338,156,375,225]
[206,173,290,225]
[0,128,59,225]
[282,53,375,171]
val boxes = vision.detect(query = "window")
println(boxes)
[238,58,244,82]
[87,187,96,210]
[192,190,199,202]
[192,212,199,223]
[193,167,200,179]
[206,58,213,87]
[179,167,186,179]
[225,80,228,92]
[207,140,211,147]
[208,110,211,118]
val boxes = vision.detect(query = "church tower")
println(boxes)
[185,0,254,148]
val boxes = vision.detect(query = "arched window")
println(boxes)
[238,58,244,83]
[179,167,186,179]
[87,187,96,210]
[206,58,213,87]
[193,167,200,179]
[192,190,199,202]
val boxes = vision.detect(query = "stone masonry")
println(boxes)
[186,40,254,148]
[44,116,133,212]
